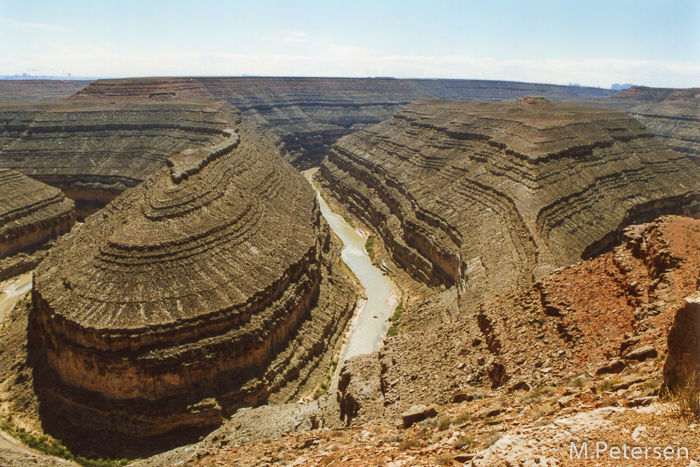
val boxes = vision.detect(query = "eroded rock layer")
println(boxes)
[321,99,700,310]
[0,101,238,218]
[0,169,74,279]
[28,113,356,448]
[599,86,700,162]
[71,77,616,168]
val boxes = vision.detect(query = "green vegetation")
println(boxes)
[386,299,404,337]
[364,235,376,262]
[1,418,130,467]
[342,213,356,229]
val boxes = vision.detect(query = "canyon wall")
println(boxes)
[599,86,700,162]
[70,77,616,168]
[320,98,700,311]
[28,111,356,451]
[0,101,238,218]
[0,169,75,280]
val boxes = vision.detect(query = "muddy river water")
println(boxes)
[302,169,399,368]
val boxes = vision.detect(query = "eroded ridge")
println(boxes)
[28,115,356,449]
[0,101,239,218]
[69,77,616,169]
[320,99,700,310]
[0,169,75,279]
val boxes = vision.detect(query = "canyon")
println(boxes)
[320,98,700,312]
[25,106,357,455]
[0,77,700,466]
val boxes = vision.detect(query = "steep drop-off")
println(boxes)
[71,77,616,168]
[321,98,700,311]
[27,112,356,452]
[0,101,237,218]
[0,169,74,280]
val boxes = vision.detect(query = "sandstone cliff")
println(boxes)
[27,111,356,453]
[0,169,75,280]
[320,98,700,311]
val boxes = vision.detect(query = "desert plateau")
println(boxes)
[1,1,699,466]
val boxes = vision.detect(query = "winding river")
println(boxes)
[302,169,399,368]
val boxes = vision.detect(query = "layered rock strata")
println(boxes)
[0,169,74,279]
[70,77,616,168]
[602,86,700,162]
[28,114,356,448]
[0,101,238,218]
[321,99,700,310]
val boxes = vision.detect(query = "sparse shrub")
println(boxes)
[437,416,453,431]
[421,416,438,429]
[531,402,556,420]
[537,385,556,397]
[365,235,376,261]
[596,377,623,394]
[663,370,700,419]
[387,300,404,337]
[382,434,402,444]
[453,435,474,449]
[520,391,541,405]
[399,437,420,450]
[435,453,454,465]
[454,412,473,425]
[534,418,554,427]
[342,214,356,229]
[482,430,502,448]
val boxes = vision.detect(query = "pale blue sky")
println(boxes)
[1,0,698,87]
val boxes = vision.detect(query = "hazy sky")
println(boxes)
[1,0,698,88]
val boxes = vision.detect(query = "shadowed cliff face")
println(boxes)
[27,111,356,454]
[320,99,700,312]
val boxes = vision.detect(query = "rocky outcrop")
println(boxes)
[70,77,616,169]
[28,112,356,453]
[663,293,700,390]
[0,101,239,219]
[320,99,700,310]
[0,169,74,280]
[375,216,700,412]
